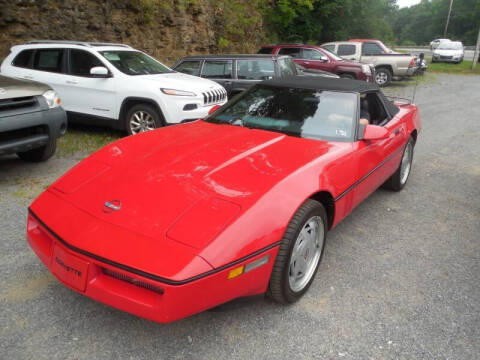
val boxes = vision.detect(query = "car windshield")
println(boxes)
[100,51,174,75]
[206,85,357,141]
[321,47,343,61]
[438,42,462,50]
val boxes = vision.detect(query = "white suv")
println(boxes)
[0,41,227,134]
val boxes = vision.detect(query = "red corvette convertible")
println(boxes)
[27,77,420,323]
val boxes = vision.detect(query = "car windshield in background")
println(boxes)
[438,42,462,50]
[100,51,174,75]
[206,85,357,141]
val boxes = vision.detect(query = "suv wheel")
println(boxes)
[17,138,57,162]
[125,104,163,135]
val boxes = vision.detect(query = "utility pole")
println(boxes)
[473,26,480,70]
[444,0,454,37]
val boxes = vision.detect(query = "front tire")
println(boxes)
[375,67,392,86]
[125,104,163,135]
[17,138,57,162]
[268,199,327,304]
[383,136,414,191]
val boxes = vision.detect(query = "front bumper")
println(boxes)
[27,211,278,323]
[0,107,67,156]
[161,91,228,124]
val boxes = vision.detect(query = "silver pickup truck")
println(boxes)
[322,40,416,86]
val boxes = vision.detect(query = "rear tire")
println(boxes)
[268,199,327,304]
[17,138,57,162]
[382,136,414,191]
[125,104,163,135]
[374,67,392,86]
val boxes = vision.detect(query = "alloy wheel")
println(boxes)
[288,216,324,292]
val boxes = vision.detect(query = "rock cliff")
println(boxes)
[0,0,267,65]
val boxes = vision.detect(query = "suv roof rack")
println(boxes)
[26,40,131,48]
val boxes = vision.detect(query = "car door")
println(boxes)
[200,60,234,95]
[299,48,334,72]
[352,92,407,206]
[361,42,385,65]
[234,58,275,94]
[27,48,73,103]
[337,44,358,62]
[65,49,117,119]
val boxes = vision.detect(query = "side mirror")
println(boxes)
[361,124,389,140]
[320,56,328,62]
[90,66,111,78]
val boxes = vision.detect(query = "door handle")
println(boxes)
[66,80,78,85]
[23,75,34,80]
[224,81,232,85]
[304,61,310,65]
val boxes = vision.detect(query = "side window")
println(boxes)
[301,49,326,61]
[33,49,64,73]
[363,93,388,126]
[322,44,336,53]
[337,44,356,56]
[278,58,297,77]
[278,48,302,58]
[237,60,275,80]
[201,60,232,79]
[12,49,35,68]
[69,49,105,77]
[257,47,274,54]
[362,43,384,55]
[174,61,201,76]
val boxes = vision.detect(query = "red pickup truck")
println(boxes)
[258,44,374,82]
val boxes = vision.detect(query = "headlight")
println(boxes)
[42,90,61,108]
[161,88,196,97]
[361,64,371,75]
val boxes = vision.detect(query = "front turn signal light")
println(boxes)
[227,265,244,279]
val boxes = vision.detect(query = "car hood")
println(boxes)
[434,49,463,56]
[0,74,50,99]
[39,121,341,277]
[134,72,224,93]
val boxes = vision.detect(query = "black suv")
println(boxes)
[172,54,337,98]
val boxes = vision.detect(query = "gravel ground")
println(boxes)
[0,74,479,359]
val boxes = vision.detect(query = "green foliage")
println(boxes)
[401,40,417,46]
[390,0,480,46]
[263,0,397,45]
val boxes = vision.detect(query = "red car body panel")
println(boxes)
[260,44,374,82]
[27,102,420,323]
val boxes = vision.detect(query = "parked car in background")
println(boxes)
[432,41,464,63]
[1,41,226,134]
[321,40,416,86]
[173,54,335,98]
[430,38,450,51]
[0,75,67,162]
[257,44,374,82]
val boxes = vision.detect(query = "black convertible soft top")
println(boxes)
[261,76,399,117]
[263,75,379,92]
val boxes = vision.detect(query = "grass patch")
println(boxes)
[57,124,123,158]
[428,59,480,75]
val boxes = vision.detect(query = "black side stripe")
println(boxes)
[28,209,281,286]
[334,146,403,202]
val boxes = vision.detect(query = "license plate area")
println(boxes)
[51,245,89,292]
